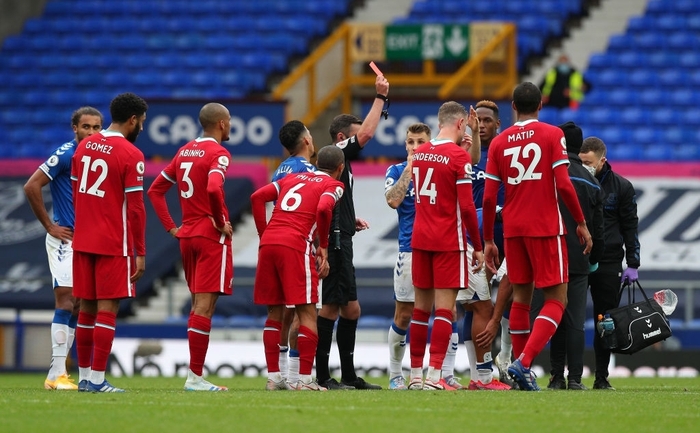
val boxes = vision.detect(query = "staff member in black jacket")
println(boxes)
[579,136,640,390]
[544,122,605,391]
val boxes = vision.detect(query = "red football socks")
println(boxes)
[409,309,431,368]
[76,311,96,369]
[188,314,212,376]
[521,299,565,368]
[263,319,282,373]
[509,302,531,360]
[92,311,116,373]
[428,309,453,369]
[297,326,318,376]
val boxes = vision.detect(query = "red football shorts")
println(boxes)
[180,236,233,295]
[412,248,469,289]
[73,251,135,300]
[254,244,319,306]
[504,235,569,288]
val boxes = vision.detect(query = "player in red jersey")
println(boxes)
[408,101,484,390]
[251,145,345,391]
[70,93,148,393]
[148,103,233,392]
[482,82,592,391]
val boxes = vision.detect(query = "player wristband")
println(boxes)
[375,94,388,101]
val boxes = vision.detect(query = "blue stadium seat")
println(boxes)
[679,52,700,68]
[682,107,700,125]
[654,14,687,31]
[633,127,662,146]
[640,143,672,161]
[650,109,675,124]
[619,107,650,126]
[606,143,642,161]
[670,89,697,106]
[658,69,689,87]
[628,69,658,88]
[671,144,700,160]
[596,70,627,88]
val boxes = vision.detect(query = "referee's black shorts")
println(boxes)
[322,235,357,305]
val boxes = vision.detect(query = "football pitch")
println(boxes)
[2,374,699,433]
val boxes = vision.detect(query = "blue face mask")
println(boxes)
[557,64,571,74]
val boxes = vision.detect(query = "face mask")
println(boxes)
[557,64,571,74]
[584,164,597,177]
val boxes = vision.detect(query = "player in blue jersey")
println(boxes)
[469,100,516,387]
[385,123,428,389]
[24,107,103,390]
[271,120,317,388]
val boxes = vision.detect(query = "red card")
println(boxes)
[369,61,383,76]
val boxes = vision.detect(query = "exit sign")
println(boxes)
[385,24,470,60]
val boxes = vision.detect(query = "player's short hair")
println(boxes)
[580,136,607,157]
[279,120,308,153]
[198,102,229,130]
[110,92,148,123]
[512,82,541,115]
[71,107,103,126]
[316,145,344,172]
[406,122,431,137]
[475,100,499,118]
[329,114,362,141]
[437,101,467,126]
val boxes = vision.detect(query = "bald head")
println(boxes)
[316,145,344,173]
[199,103,230,130]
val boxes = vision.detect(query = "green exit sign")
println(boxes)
[385,24,470,61]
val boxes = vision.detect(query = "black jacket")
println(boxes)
[595,161,640,271]
[560,153,605,275]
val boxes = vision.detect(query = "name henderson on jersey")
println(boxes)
[412,153,452,164]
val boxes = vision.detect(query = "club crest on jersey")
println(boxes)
[218,155,230,168]
[464,163,473,177]
[47,155,59,167]
[136,161,145,175]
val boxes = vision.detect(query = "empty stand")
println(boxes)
[0,0,351,157]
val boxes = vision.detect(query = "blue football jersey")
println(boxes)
[271,156,316,182]
[472,144,505,209]
[39,140,76,229]
[385,161,415,253]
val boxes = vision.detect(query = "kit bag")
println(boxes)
[605,281,672,354]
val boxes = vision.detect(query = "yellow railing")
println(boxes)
[272,22,517,126]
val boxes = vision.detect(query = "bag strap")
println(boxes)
[618,280,653,306]
[618,281,633,305]
[633,280,653,304]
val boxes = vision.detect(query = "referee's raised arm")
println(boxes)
[355,75,389,147]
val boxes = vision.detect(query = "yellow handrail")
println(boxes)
[272,24,351,99]
[273,22,517,126]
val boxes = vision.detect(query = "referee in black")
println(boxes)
[315,74,389,390]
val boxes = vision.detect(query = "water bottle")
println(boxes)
[597,314,617,349]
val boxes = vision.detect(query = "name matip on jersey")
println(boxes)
[158,137,232,244]
[261,171,344,253]
[40,139,76,229]
[410,139,475,252]
[71,130,145,256]
[485,119,569,238]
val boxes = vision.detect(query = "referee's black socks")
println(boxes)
[337,317,358,382]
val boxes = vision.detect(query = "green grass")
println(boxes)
[2,374,699,433]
